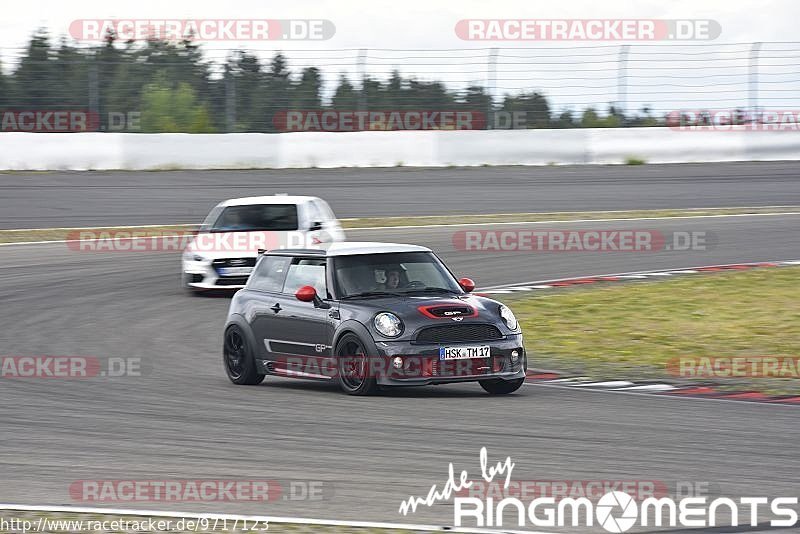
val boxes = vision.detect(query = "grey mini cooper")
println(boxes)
[222,242,526,395]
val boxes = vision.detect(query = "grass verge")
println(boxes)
[341,205,800,228]
[624,156,647,165]
[0,225,195,245]
[496,267,800,395]
[1,206,799,244]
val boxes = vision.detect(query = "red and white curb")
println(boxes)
[492,259,800,405]
[525,372,800,405]
[478,259,800,294]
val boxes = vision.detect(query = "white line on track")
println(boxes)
[526,382,800,407]
[571,381,634,388]
[614,384,677,392]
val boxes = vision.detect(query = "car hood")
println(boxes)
[341,293,501,319]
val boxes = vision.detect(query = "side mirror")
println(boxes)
[309,221,324,231]
[458,277,475,293]
[295,285,317,302]
[295,285,331,309]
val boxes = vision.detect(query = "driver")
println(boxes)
[386,269,403,290]
[223,209,248,230]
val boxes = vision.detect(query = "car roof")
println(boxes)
[219,195,319,207]
[269,242,432,257]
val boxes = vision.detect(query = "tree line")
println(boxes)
[0,30,661,133]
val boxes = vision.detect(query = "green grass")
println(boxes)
[497,267,800,394]
[340,206,799,228]
[0,225,195,244]
[624,156,647,165]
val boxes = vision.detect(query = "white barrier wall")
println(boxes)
[1,127,799,170]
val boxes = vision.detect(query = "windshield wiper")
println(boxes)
[340,291,400,300]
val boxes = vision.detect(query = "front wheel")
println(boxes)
[479,377,525,395]
[223,325,265,385]
[335,334,378,395]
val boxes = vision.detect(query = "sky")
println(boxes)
[2,0,798,115]
[2,0,795,51]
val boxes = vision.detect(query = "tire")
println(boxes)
[479,377,525,395]
[335,333,378,395]
[223,325,265,385]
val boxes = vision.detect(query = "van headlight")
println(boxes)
[374,312,403,338]
[499,305,518,331]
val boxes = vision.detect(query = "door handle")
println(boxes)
[270,303,282,313]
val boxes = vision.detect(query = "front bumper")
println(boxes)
[372,334,526,386]
[182,259,252,290]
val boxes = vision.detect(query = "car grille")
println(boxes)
[212,257,257,268]
[415,324,503,343]
[216,276,249,286]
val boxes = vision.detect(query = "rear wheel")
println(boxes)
[479,377,524,395]
[223,325,265,385]
[336,334,378,395]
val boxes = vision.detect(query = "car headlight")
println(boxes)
[374,312,403,338]
[189,253,207,262]
[499,305,518,331]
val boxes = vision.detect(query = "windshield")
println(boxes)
[333,252,462,298]
[203,204,299,232]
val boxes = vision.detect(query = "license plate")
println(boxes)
[218,266,253,277]
[439,345,491,360]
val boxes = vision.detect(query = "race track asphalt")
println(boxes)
[1,160,799,229]
[1,210,799,529]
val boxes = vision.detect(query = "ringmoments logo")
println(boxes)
[399,447,800,531]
